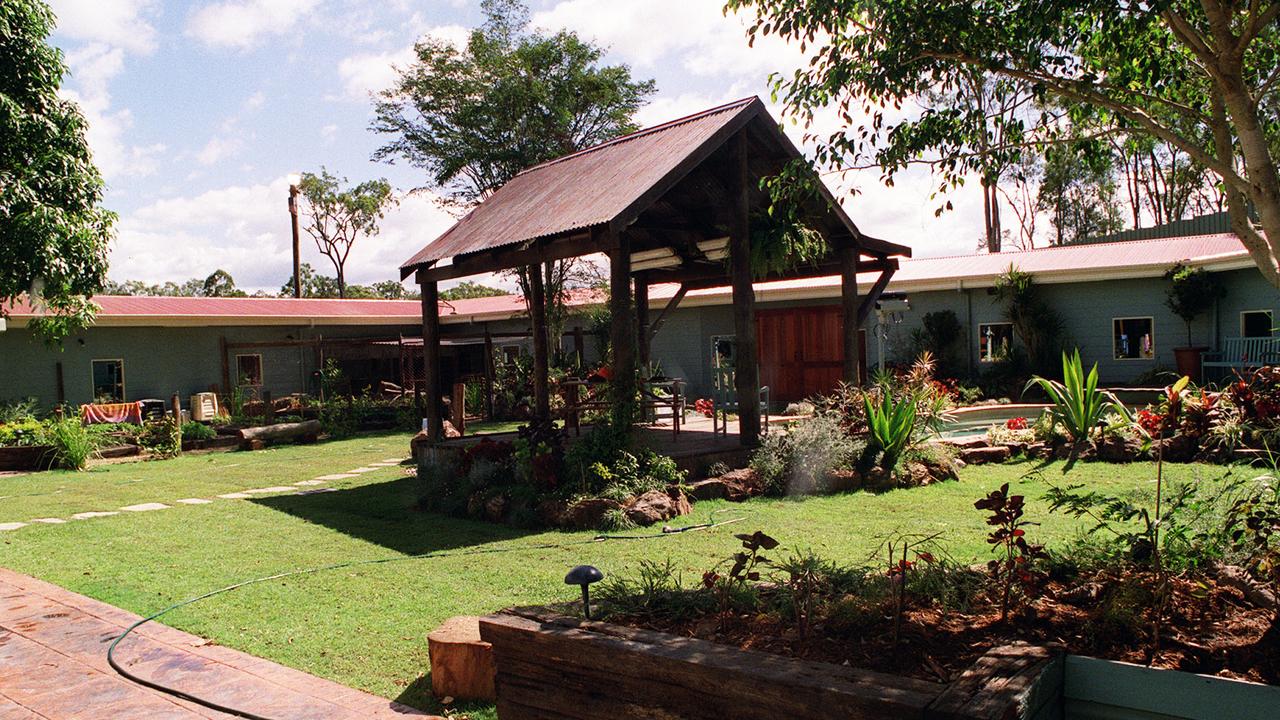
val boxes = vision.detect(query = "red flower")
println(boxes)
[1005,416,1028,430]
[1136,409,1165,435]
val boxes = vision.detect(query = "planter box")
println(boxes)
[98,444,141,459]
[0,445,55,471]
[479,608,1277,720]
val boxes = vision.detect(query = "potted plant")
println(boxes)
[1164,261,1225,380]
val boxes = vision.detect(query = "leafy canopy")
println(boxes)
[1,0,115,343]
[728,0,1280,286]
[296,168,396,298]
[371,0,656,206]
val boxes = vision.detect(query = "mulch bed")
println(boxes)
[610,570,1279,685]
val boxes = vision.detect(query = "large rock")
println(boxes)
[624,489,692,526]
[718,468,762,499]
[535,498,568,527]
[959,445,1011,465]
[687,478,730,501]
[561,498,623,530]
[944,437,991,450]
[1095,435,1140,463]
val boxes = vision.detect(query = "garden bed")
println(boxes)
[0,445,55,472]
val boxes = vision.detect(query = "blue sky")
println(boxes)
[48,0,987,293]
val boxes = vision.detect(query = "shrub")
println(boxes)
[0,418,49,447]
[1164,262,1226,347]
[0,398,40,424]
[750,413,857,496]
[862,389,917,471]
[137,419,181,458]
[46,417,98,470]
[1026,349,1128,443]
[181,421,216,442]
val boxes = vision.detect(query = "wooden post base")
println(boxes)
[428,615,496,701]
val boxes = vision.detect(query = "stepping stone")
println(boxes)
[314,473,359,481]
[175,498,212,505]
[369,462,401,467]
[296,488,337,495]
[349,467,380,473]
[245,486,296,494]
[217,492,252,499]
[71,511,119,520]
[120,503,170,512]
[294,480,327,486]
[29,518,67,524]
[0,522,28,532]
[381,458,406,463]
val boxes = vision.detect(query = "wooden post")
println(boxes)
[421,280,443,442]
[452,382,467,435]
[483,328,495,421]
[840,245,861,385]
[573,326,585,371]
[219,336,230,394]
[728,131,760,445]
[55,362,65,406]
[261,389,273,425]
[608,227,636,426]
[636,280,651,374]
[528,263,551,419]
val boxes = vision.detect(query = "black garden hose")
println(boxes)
[107,516,745,720]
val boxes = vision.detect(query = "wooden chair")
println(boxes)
[1202,337,1280,379]
[711,366,769,437]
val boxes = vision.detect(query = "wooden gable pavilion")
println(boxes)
[400,97,911,445]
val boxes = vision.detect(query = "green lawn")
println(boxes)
[0,435,1232,717]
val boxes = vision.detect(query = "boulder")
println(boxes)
[959,445,1011,465]
[823,469,862,493]
[1095,435,1140,463]
[719,468,762,498]
[535,498,568,527]
[901,461,934,487]
[944,437,990,450]
[483,494,508,523]
[561,498,623,530]
[1154,434,1197,463]
[687,478,730,501]
[862,467,895,491]
[443,420,462,439]
[624,489,692,526]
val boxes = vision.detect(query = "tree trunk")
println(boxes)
[1210,90,1280,288]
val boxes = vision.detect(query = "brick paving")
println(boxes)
[0,568,436,719]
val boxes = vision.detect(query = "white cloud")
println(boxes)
[194,136,243,166]
[185,0,322,49]
[335,25,467,101]
[49,0,159,54]
[320,124,338,144]
[112,177,458,291]
[58,44,165,180]
[243,90,266,110]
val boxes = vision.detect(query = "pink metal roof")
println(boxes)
[3,233,1253,326]
[400,97,760,271]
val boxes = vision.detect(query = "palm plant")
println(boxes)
[1026,349,1128,443]
[863,388,917,470]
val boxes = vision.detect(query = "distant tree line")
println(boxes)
[103,267,511,301]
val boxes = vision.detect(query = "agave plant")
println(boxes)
[1026,350,1128,443]
[863,388,917,470]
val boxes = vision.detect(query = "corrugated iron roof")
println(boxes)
[3,234,1255,327]
[400,97,761,271]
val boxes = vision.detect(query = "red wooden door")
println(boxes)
[756,307,849,402]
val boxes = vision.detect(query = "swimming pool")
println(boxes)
[937,404,1050,441]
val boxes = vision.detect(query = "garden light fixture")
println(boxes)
[564,565,604,620]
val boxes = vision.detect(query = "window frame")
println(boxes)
[500,344,522,362]
[710,334,736,369]
[90,358,126,403]
[235,353,264,387]
[1240,309,1274,338]
[977,322,1015,363]
[1112,316,1156,361]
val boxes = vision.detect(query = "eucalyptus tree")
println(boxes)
[1,0,115,343]
[295,169,396,299]
[729,0,1280,285]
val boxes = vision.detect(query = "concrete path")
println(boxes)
[0,567,436,719]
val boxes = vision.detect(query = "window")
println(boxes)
[710,335,736,369]
[236,354,263,386]
[1242,310,1274,338]
[1113,317,1155,360]
[978,323,1014,363]
[501,344,522,362]
[91,359,125,403]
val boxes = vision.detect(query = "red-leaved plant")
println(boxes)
[975,483,1045,622]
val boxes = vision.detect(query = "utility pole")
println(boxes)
[287,174,302,298]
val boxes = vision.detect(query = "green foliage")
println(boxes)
[371,0,655,207]
[137,418,180,458]
[1037,142,1125,246]
[1164,262,1227,346]
[439,281,510,301]
[862,388,917,471]
[994,267,1066,374]
[181,421,216,442]
[0,417,47,446]
[45,417,97,470]
[727,0,1280,288]
[108,269,247,298]
[746,210,829,278]
[909,311,963,376]
[1026,350,1127,444]
[974,483,1045,621]
[280,263,342,298]
[296,168,396,298]
[749,413,858,496]
[1,0,116,344]
[0,398,40,424]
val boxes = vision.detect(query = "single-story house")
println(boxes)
[2,230,1274,410]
